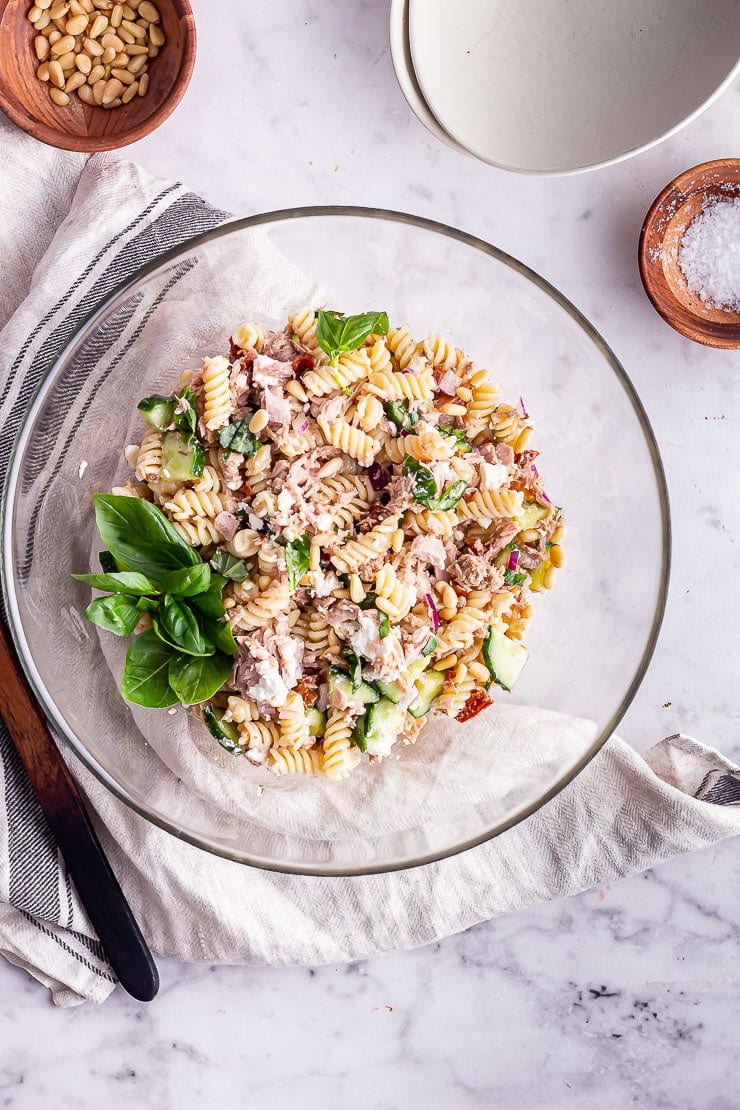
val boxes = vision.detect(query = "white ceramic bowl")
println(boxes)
[398,0,740,175]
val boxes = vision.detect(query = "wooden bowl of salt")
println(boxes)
[639,159,740,350]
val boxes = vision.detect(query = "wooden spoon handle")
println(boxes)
[0,619,159,1002]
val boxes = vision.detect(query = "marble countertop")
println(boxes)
[1,2,738,1106]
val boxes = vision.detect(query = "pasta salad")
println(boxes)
[75,308,564,781]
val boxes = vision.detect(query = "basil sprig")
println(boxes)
[285,535,311,590]
[210,550,250,582]
[219,418,259,457]
[74,495,238,707]
[503,569,527,586]
[316,310,389,368]
[173,387,198,445]
[438,424,472,453]
[402,455,467,512]
[384,399,419,433]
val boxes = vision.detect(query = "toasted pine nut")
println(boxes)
[77,82,95,102]
[87,62,105,82]
[92,0,112,7]
[83,34,103,53]
[349,574,365,604]
[51,16,68,31]
[548,543,564,568]
[551,521,566,543]
[137,71,148,94]
[455,386,473,402]
[36,61,51,80]
[47,28,62,42]
[79,0,93,9]
[121,79,138,101]
[49,86,70,105]
[75,52,91,72]
[316,456,344,479]
[117,24,134,42]
[59,50,76,70]
[137,0,158,20]
[112,50,128,64]
[28,6,43,22]
[37,0,53,8]
[146,44,158,57]
[65,13,88,33]
[91,77,106,103]
[68,0,86,13]
[48,59,65,86]
[121,1,135,14]
[110,2,122,24]
[285,379,308,403]
[543,565,557,590]
[101,76,123,102]
[148,22,164,45]
[101,30,123,47]
[514,426,533,452]
[34,34,51,59]
[124,42,147,53]
[121,16,144,37]
[65,70,86,91]
[88,12,107,35]
[468,661,490,684]
[102,96,121,108]
[50,33,75,53]
[49,0,69,14]
[127,51,147,72]
[248,409,269,435]
[101,45,116,62]
[391,528,405,553]
[35,10,51,27]
[518,528,539,544]
[433,655,458,672]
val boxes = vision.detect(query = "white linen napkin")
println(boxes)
[0,117,738,1007]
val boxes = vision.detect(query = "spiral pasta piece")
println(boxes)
[164,488,225,521]
[423,333,463,370]
[303,348,372,397]
[231,322,264,352]
[386,324,418,369]
[374,565,415,623]
[202,355,233,431]
[434,605,489,657]
[367,338,392,375]
[277,691,311,748]
[317,416,379,466]
[456,488,524,523]
[366,366,435,402]
[173,517,222,547]
[193,465,223,493]
[404,508,456,537]
[268,745,321,776]
[400,425,456,462]
[321,712,361,780]
[289,306,319,350]
[224,695,261,724]
[330,515,399,574]
[134,428,162,482]
[231,576,290,631]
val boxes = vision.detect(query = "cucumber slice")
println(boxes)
[515,501,550,531]
[161,430,205,481]
[352,713,367,753]
[138,394,175,430]
[328,670,378,706]
[408,669,445,718]
[202,705,245,755]
[482,626,528,692]
[363,698,406,757]
[528,561,550,593]
[307,707,327,737]
[376,657,428,703]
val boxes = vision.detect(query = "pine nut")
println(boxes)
[112,50,128,64]
[117,24,134,42]
[101,46,116,62]
[138,70,149,94]
[433,655,458,671]
[551,521,566,544]
[391,528,405,553]
[121,80,138,101]
[148,21,164,46]
[456,386,473,402]
[110,1,122,24]
[79,0,94,10]
[34,34,51,58]
[37,0,53,8]
[248,409,269,435]
[65,13,88,33]
[59,51,76,70]
[51,16,68,31]
[127,52,146,72]
[110,65,134,83]
[68,0,86,13]
[349,574,366,604]
[48,59,65,86]
[548,543,564,568]
[102,96,121,108]
[83,35,103,53]
[35,10,51,27]
[124,42,147,53]
[92,0,112,7]
[121,2,135,15]
[88,12,107,35]
[101,31,123,47]
[102,76,123,102]
[77,82,94,102]
[87,62,105,82]
[315,456,344,479]
[147,44,158,57]
[75,52,92,72]
[50,33,75,53]
[285,380,309,403]
[49,86,70,105]
[91,77,106,103]
[47,29,62,42]
[48,2,69,17]
[28,6,43,23]
[36,61,51,80]
[65,70,86,91]
[542,565,557,590]
[121,17,144,37]
[137,0,158,20]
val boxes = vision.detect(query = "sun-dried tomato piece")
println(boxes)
[292,353,315,375]
[456,689,492,722]
[295,677,318,707]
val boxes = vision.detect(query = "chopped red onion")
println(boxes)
[292,415,309,434]
[424,593,440,632]
[507,548,520,571]
[531,463,539,477]
[517,396,528,419]
[368,463,390,491]
[541,490,551,504]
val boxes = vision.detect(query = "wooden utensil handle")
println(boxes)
[0,619,159,1002]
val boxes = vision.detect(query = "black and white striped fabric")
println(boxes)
[0,119,737,1008]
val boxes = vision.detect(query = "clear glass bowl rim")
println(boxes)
[1,206,671,876]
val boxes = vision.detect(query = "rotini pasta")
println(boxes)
[202,355,233,431]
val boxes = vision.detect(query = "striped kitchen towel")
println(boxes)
[0,115,738,1006]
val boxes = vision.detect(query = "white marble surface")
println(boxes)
[1,1,739,1105]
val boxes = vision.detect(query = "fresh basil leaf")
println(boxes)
[352,713,368,753]
[402,455,438,506]
[93,494,200,579]
[159,563,211,597]
[73,570,160,595]
[99,550,118,573]
[168,649,233,705]
[85,594,141,637]
[378,611,391,639]
[153,595,214,657]
[384,400,419,433]
[504,569,527,586]
[285,535,311,590]
[421,634,438,657]
[438,425,472,453]
[359,591,377,611]
[121,630,179,708]
[433,479,467,513]
[344,651,363,689]
[136,596,159,612]
[173,387,197,445]
[210,550,250,583]
[316,310,389,367]
[199,610,239,655]
[218,419,258,457]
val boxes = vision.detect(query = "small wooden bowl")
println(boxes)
[639,159,740,350]
[0,0,195,152]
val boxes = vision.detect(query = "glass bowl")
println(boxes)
[1,209,670,875]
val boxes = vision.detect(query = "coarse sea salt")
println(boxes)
[678,197,740,312]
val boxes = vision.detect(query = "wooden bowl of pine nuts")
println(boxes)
[0,0,195,151]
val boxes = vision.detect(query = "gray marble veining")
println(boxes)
[1,1,738,1105]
